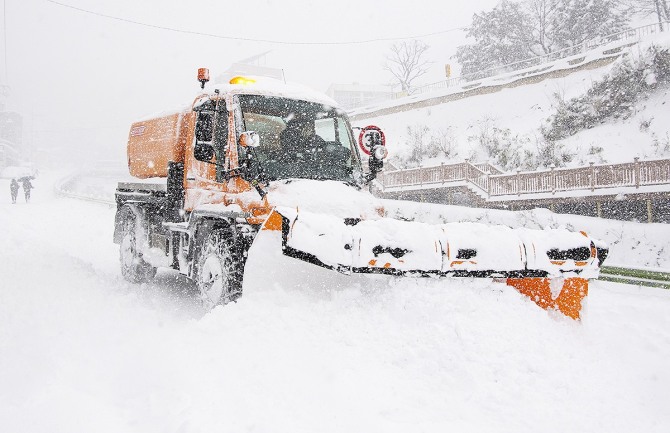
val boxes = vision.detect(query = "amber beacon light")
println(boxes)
[198,68,210,89]
[229,76,257,85]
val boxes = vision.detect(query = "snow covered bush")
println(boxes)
[429,127,459,160]
[462,117,576,170]
[543,45,670,142]
[393,124,438,168]
[652,132,670,155]
[466,118,528,171]
[533,135,574,168]
[394,124,459,168]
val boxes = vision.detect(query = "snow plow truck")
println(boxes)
[113,69,608,319]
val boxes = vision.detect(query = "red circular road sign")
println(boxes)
[358,125,386,156]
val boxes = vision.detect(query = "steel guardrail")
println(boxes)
[600,266,670,289]
[54,171,117,205]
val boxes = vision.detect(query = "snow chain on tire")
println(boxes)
[194,227,245,309]
[119,214,157,283]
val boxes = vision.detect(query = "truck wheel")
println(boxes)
[195,228,244,309]
[119,217,157,283]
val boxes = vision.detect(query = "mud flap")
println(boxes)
[506,277,588,320]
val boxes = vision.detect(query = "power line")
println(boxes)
[46,0,466,45]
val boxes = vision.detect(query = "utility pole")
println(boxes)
[0,0,9,111]
[3,0,7,84]
[1,0,8,112]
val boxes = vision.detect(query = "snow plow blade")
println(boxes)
[261,207,607,320]
[505,277,588,320]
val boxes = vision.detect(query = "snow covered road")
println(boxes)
[1,175,670,433]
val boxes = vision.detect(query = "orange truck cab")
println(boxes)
[114,71,388,305]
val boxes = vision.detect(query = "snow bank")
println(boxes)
[1,173,670,432]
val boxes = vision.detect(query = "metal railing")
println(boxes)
[378,158,670,198]
[407,21,669,98]
[54,170,121,205]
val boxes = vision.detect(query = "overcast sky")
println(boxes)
[2,0,499,163]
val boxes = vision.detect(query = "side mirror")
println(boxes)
[194,141,215,162]
[239,131,260,148]
[358,125,387,181]
[360,126,387,180]
[369,142,387,178]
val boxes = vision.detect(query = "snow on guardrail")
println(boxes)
[54,170,121,205]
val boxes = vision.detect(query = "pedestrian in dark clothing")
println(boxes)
[10,179,19,204]
[21,178,33,203]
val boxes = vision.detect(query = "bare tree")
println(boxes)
[384,40,431,94]
[652,0,669,25]
[527,0,561,55]
[624,0,670,25]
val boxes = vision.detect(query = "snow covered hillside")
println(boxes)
[1,174,670,433]
[357,34,670,170]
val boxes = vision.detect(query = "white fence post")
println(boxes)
[550,164,556,194]
[634,157,640,188]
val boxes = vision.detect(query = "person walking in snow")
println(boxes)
[10,178,19,204]
[21,178,33,203]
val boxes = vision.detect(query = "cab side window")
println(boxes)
[213,106,229,182]
[194,100,229,182]
[195,110,214,143]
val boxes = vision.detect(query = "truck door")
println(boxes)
[184,97,231,207]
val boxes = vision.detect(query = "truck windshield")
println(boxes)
[238,95,359,183]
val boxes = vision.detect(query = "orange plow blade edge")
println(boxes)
[506,277,589,320]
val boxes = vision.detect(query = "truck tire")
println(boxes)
[119,216,157,283]
[194,228,244,308]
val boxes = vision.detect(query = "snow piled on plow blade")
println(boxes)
[271,207,604,279]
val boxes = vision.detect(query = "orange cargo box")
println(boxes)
[127,112,190,178]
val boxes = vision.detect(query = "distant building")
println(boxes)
[0,84,22,167]
[216,51,285,83]
[326,83,394,110]
[0,111,22,168]
[0,111,22,147]
[217,62,285,82]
